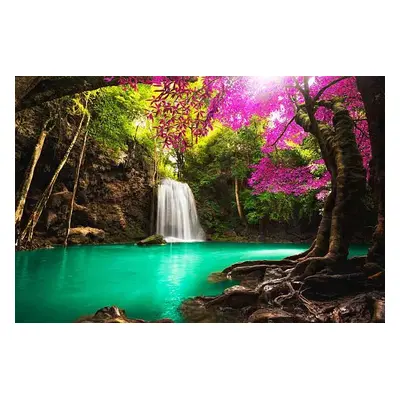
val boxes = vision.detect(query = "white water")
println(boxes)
[156,178,206,243]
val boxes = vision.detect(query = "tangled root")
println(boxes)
[180,255,385,323]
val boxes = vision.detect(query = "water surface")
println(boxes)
[15,242,367,323]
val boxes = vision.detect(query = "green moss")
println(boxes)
[137,234,166,246]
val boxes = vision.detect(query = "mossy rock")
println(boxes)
[76,306,174,323]
[137,234,166,246]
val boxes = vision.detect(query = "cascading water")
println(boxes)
[156,178,206,243]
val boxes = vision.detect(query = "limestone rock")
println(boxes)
[68,226,105,244]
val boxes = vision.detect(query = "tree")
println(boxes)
[17,107,89,246]
[63,97,91,246]
[185,76,371,278]
[15,115,54,236]
[356,77,385,267]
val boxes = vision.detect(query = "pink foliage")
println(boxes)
[248,157,331,196]
[207,76,371,196]
[104,76,371,197]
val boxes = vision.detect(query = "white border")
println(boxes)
[2,1,399,400]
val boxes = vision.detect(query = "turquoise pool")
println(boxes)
[15,242,367,323]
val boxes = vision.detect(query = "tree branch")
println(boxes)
[16,76,198,111]
[267,116,296,148]
[353,121,368,139]
[314,76,351,101]
[16,76,129,111]
[294,77,306,97]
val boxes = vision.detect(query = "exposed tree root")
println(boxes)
[290,253,342,279]
[180,256,385,323]
[223,259,295,274]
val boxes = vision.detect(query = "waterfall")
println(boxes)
[156,178,206,243]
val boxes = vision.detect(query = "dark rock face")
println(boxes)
[76,306,174,323]
[137,234,166,246]
[16,108,154,248]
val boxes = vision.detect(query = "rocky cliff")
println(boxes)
[16,106,154,249]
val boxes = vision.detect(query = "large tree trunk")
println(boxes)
[234,177,248,229]
[18,113,88,246]
[292,98,366,277]
[356,77,385,266]
[64,115,90,246]
[15,122,50,234]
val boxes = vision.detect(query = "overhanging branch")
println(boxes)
[267,116,296,148]
[16,76,198,112]
[314,76,351,101]
[16,76,128,111]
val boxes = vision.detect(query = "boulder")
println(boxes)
[247,308,297,323]
[68,226,105,244]
[76,306,174,323]
[179,298,215,323]
[137,234,166,246]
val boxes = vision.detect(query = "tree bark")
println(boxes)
[356,77,385,266]
[292,98,366,277]
[16,76,126,111]
[63,115,90,246]
[15,123,50,233]
[18,112,87,246]
[15,76,43,110]
[16,76,198,112]
[176,150,184,180]
[324,99,366,260]
[234,177,248,228]
[149,141,158,235]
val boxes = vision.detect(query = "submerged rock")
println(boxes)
[137,234,166,246]
[76,306,174,323]
[207,272,228,283]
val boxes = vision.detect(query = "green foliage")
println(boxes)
[183,118,322,234]
[183,119,264,233]
[243,190,320,225]
[88,84,154,153]
[184,119,264,182]
[157,151,177,180]
[269,135,321,169]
